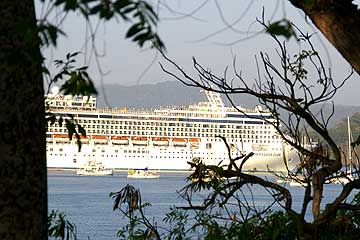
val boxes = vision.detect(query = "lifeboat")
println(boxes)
[172,138,187,147]
[188,138,200,148]
[54,134,69,142]
[131,136,148,146]
[79,135,89,143]
[111,136,129,145]
[92,135,108,144]
[152,137,169,146]
[188,138,200,143]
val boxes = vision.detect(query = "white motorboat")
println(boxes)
[77,160,114,176]
[127,168,160,179]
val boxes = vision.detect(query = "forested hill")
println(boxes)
[96,81,360,128]
[96,81,259,109]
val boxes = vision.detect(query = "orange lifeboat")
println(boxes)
[131,136,148,146]
[152,137,169,146]
[172,138,187,147]
[111,136,129,145]
[188,138,200,143]
[79,135,89,143]
[188,138,200,148]
[92,135,108,144]
[54,134,69,142]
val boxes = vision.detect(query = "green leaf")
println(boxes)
[126,23,144,38]
[37,23,65,47]
[89,4,103,15]
[113,0,132,12]
[69,52,80,58]
[100,7,114,20]
[266,19,295,40]
[121,4,138,15]
[64,0,78,11]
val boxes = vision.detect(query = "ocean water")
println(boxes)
[48,171,349,240]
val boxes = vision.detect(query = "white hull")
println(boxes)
[47,140,298,172]
[77,169,114,176]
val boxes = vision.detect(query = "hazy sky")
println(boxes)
[41,0,360,106]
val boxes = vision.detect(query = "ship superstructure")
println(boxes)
[46,88,297,172]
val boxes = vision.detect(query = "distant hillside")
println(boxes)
[96,81,259,109]
[96,81,205,109]
[96,81,360,127]
[309,104,360,128]
[329,112,360,146]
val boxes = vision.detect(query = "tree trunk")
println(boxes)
[290,0,360,74]
[312,174,323,222]
[0,0,47,239]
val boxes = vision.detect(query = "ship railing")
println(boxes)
[48,104,270,116]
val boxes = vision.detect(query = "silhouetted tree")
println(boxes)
[0,0,163,238]
[158,25,360,238]
[288,0,360,74]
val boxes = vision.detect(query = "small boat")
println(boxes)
[77,160,114,176]
[276,176,289,184]
[276,175,309,187]
[54,134,69,142]
[111,136,129,145]
[92,135,108,144]
[131,137,148,146]
[152,137,169,146]
[172,138,187,146]
[289,177,308,187]
[127,168,160,179]
[189,138,200,148]
[328,174,355,185]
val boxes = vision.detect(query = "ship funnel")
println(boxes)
[203,90,225,108]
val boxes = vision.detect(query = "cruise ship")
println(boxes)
[46,87,298,172]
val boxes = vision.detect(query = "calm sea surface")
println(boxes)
[48,170,348,240]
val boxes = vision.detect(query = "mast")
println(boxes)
[347,117,352,174]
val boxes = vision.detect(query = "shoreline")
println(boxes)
[47,168,193,173]
[47,168,275,175]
